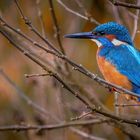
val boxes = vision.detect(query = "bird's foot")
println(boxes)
[109,87,116,93]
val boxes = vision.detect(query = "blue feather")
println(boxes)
[65,21,140,99]
[97,37,140,95]
[94,22,133,46]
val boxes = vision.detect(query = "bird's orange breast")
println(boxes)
[97,55,132,90]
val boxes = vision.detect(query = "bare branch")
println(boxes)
[48,0,70,74]
[14,0,61,55]
[108,0,122,24]
[25,73,50,78]
[114,92,120,116]
[71,111,93,121]
[115,104,140,107]
[56,0,100,25]
[113,1,140,9]
[0,69,54,118]
[48,0,65,54]
[132,0,140,40]
[35,0,46,38]
[0,119,110,131]
[75,0,97,23]
[70,127,106,140]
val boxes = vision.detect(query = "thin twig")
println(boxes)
[25,73,50,78]
[113,1,140,9]
[75,0,89,16]
[71,111,93,121]
[0,119,110,131]
[35,0,46,38]
[56,0,100,25]
[14,0,61,55]
[115,104,140,107]
[108,0,122,24]
[75,0,97,23]
[70,127,106,140]
[48,0,65,54]
[132,0,140,40]
[114,92,120,116]
[48,0,70,74]
[0,69,54,118]
[128,11,139,20]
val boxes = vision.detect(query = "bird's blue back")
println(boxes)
[97,37,140,97]
[64,21,140,101]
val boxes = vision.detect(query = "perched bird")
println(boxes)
[65,22,140,101]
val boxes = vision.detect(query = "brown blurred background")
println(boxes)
[0,0,140,140]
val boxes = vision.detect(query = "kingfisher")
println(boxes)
[65,22,140,102]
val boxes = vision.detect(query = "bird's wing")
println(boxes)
[107,44,140,87]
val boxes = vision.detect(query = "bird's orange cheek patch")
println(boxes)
[105,35,116,41]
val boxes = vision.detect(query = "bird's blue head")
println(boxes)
[65,22,133,47]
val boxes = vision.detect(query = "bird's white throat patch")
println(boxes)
[92,38,127,47]
[111,39,127,46]
[91,39,102,47]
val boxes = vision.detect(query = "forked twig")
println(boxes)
[0,69,54,118]
[113,1,140,9]
[57,0,100,25]
[14,0,61,55]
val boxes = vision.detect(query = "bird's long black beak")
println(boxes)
[64,32,93,39]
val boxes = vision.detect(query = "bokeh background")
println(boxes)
[0,0,140,140]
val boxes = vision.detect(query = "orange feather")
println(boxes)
[105,35,115,41]
[97,55,132,90]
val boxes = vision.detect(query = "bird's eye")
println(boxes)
[92,31,105,36]
[100,31,105,35]
[93,32,98,35]
[92,32,99,36]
